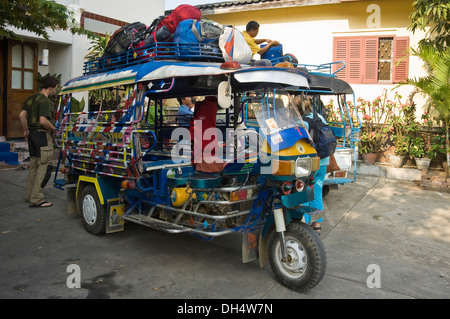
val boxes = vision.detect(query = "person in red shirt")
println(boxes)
[189,96,224,173]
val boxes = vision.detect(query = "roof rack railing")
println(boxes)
[83,42,225,75]
[270,56,346,77]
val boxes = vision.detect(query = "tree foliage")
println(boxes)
[399,44,450,162]
[408,0,450,51]
[0,0,95,40]
[84,33,111,61]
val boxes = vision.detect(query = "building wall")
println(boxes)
[10,0,164,85]
[204,0,428,114]
[3,0,164,137]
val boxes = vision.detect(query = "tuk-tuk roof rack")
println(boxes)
[270,56,345,77]
[83,42,225,75]
[83,41,347,78]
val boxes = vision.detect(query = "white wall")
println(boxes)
[68,0,165,80]
[78,0,163,25]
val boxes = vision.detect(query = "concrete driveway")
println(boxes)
[0,167,449,299]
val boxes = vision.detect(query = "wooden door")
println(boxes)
[6,40,38,138]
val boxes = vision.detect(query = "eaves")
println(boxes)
[192,0,342,16]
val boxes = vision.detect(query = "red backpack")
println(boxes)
[159,4,201,34]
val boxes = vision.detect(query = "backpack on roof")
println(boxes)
[104,22,148,57]
[173,19,222,44]
[173,19,223,57]
[159,4,202,34]
[303,112,337,159]
[131,4,202,59]
[132,15,171,50]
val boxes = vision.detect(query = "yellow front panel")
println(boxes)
[262,139,316,157]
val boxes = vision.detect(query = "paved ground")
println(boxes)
[0,167,449,300]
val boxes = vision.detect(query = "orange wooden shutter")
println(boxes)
[333,37,349,81]
[363,37,379,83]
[392,36,410,83]
[347,37,363,83]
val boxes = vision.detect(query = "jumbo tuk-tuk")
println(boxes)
[53,43,326,293]
[304,72,361,195]
[269,59,361,195]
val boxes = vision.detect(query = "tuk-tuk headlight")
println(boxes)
[295,158,312,177]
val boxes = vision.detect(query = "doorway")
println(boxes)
[4,40,38,138]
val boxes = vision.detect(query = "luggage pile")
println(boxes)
[101,4,254,66]
[86,4,299,75]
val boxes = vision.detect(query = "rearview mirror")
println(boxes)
[217,81,232,109]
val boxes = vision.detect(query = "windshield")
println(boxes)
[248,89,307,137]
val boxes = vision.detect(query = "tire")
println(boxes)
[322,184,330,197]
[268,220,327,292]
[79,185,106,235]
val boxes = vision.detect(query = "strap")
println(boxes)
[312,111,319,121]
[149,15,164,33]
[191,19,203,42]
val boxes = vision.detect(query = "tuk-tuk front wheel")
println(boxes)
[79,184,106,235]
[268,220,327,293]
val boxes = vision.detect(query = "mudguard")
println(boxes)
[76,176,121,206]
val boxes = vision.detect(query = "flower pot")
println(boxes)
[389,154,405,168]
[362,152,377,165]
[415,157,431,171]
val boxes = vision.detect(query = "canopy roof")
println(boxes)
[308,74,354,94]
[61,60,311,94]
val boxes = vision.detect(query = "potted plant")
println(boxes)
[357,91,394,165]
[359,131,384,164]
[409,135,431,170]
[390,137,409,167]
[387,91,413,167]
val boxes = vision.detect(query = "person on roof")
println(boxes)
[242,20,280,58]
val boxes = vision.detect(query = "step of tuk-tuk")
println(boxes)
[122,214,191,234]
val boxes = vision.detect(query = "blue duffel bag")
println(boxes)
[174,19,222,56]
[260,44,283,60]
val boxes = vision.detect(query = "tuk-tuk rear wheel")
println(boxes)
[79,184,106,235]
[268,220,327,293]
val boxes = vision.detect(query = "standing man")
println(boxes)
[294,95,329,235]
[242,20,280,58]
[177,97,195,126]
[19,75,58,208]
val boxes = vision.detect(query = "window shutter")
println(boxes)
[348,37,363,83]
[392,36,409,83]
[333,37,348,81]
[363,37,379,83]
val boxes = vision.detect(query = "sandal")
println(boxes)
[29,201,53,208]
[312,226,321,235]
